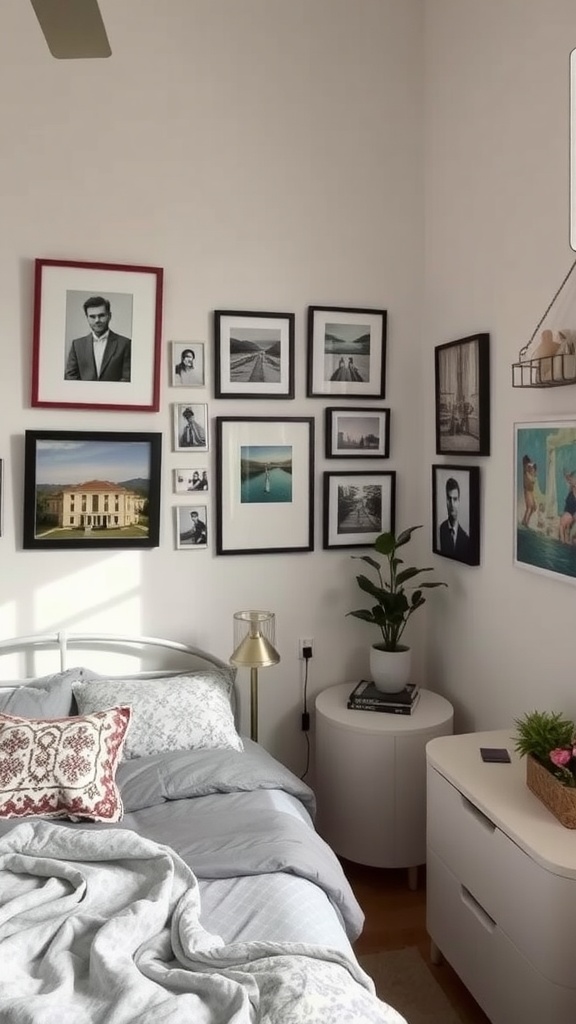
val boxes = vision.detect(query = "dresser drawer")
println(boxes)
[427,765,576,986]
[426,849,576,1024]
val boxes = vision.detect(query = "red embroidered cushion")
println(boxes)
[0,706,131,822]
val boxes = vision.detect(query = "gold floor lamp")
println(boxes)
[230,610,280,743]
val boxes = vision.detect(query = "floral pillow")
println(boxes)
[72,672,243,759]
[0,706,131,821]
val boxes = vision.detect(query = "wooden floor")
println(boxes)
[341,858,491,1024]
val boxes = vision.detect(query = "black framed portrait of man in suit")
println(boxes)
[432,465,480,566]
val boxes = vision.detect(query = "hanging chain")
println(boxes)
[519,256,576,361]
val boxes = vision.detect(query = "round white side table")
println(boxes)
[314,683,453,888]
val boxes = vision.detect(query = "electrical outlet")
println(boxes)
[298,638,314,659]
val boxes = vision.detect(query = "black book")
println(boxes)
[349,691,421,715]
[347,680,419,709]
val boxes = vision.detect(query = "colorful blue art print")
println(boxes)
[515,421,576,584]
[239,445,292,503]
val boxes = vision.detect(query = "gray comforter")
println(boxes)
[0,821,407,1023]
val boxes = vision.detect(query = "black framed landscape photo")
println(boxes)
[434,333,490,455]
[432,464,480,566]
[214,310,295,399]
[325,406,390,459]
[215,416,314,555]
[323,470,396,549]
[23,430,162,550]
[307,306,387,398]
[31,258,163,412]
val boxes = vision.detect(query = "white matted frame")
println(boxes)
[173,468,209,494]
[514,420,576,584]
[173,403,209,453]
[325,406,390,458]
[171,342,205,388]
[323,470,396,549]
[175,505,208,549]
[307,306,387,398]
[216,416,314,555]
[31,258,163,411]
[214,310,295,399]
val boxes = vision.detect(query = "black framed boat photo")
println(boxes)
[307,306,387,398]
[23,430,162,549]
[434,332,490,455]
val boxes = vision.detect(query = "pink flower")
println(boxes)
[550,748,572,767]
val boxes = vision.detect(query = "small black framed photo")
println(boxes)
[434,333,490,455]
[325,406,390,459]
[171,342,205,388]
[214,310,295,399]
[23,430,162,550]
[432,464,480,565]
[175,505,208,549]
[173,403,209,452]
[323,470,396,549]
[215,416,314,555]
[307,306,387,398]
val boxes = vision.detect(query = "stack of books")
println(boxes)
[347,680,420,715]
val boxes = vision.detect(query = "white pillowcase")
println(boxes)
[72,671,243,759]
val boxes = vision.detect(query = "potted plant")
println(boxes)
[515,710,576,827]
[347,525,447,692]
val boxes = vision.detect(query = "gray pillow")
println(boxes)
[0,667,94,719]
[72,671,243,759]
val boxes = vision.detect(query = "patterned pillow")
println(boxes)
[0,706,131,821]
[72,672,243,759]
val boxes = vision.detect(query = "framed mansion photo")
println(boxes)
[323,470,396,549]
[307,306,387,398]
[31,258,163,411]
[432,464,480,566]
[23,430,162,550]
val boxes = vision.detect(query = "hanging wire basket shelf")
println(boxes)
[512,258,576,388]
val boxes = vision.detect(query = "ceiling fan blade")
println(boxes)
[29,0,111,59]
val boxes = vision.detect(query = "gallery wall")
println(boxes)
[0,0,425,772]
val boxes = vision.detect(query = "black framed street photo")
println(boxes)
[434,333,490,455]
[307,306,387,398]
[31,258,163,411]
[23,430,162,550]
[323,471,396,549]
[432,464,480,565]
[216,417,314,555]
[214,310,295,399]
[325,407,390,458]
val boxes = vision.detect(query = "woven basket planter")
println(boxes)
[526,754,576,828]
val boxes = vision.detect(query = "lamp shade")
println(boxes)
[230,610,280,669]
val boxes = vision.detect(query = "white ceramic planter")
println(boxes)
[370,644,412,693]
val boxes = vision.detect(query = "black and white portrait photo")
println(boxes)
[432,465,480,565]
[173,403,209,453]
[434,334,490,456]
[64,291,133,382]
[176,505,208,549]
[171,342,205,388]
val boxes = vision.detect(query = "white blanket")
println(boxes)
[0,821,406,1024]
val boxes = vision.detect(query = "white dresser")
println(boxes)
[426,729,576,1024]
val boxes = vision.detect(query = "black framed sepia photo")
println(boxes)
[175,505,208,549]
[173,403,209,453]
[214,310,295,399]
[23,430,162,550]
[514,420,576,585]
[323,470,396,549]
[215,416,314,555]
[434,333,490,456]
[307,306,387,398]
[325,407,390,459]
[173,467,209,494]
[432,464,480,565]
[171,342,205,388]
[31,258,163,412]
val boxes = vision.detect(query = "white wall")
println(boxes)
[424,1,576,729]
[0,0,424,772]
